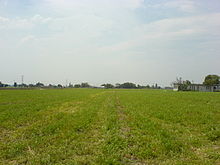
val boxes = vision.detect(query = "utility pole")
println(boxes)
[21,75,24,85]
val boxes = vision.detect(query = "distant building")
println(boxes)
[173,84,220,92]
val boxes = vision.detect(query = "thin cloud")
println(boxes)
[98,13,220,54]
[0,0,8,7]
[151,0,197,13]
[19,35,37,45]
[43,0,144,9]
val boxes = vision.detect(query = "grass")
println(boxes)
[0,89,219,164]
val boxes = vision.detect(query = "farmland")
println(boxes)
[0,89,220,165]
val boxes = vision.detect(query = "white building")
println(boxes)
[173,84,220,92]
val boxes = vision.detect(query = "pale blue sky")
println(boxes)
[0,0,220,86]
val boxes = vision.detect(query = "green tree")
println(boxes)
[81,83,90,88]
[29,84,35,87]
[203,75,219,86]
[0,81,3,87]
[36,82,44,87]
[74,84,81,88]
[57,84,63,88]
[68,83,73,88]
[119,82,137,89]
[101,84,114,89]
[14,82,17,87]
[115,83,121,88]
[172,78,192,91]
[184,80,191,85]
[181,80,192,91]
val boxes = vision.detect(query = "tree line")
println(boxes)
[101,83,160,89]
[0,81,161,89]
[1,75,219,89]
[0,82,64,88]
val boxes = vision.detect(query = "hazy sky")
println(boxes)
[0,0,220,86]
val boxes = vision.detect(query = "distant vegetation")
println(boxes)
[1,74,219,90]
[203,75,220,86]
[0,81,161,89]
[102,82,160,89]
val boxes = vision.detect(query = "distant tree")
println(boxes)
[68,83,73,88]
[151,83,161,89]
[119,82,137,89]
[101,84,114,89]
[22,84,28,88]
[29,84,35,88]
[184,80,191,85]
[137,84,142,89]
[172,77,183,86]
[13,82,17,87]
[36,82,44,87]
[172,77,182,89]
[0,81,3,87]
[0,81,10,87]
[115,83,121,88]
[57,84,63,88]
[81,82,90,88]
[172,78,192,91]
[203,75,219,86]
[137,85,147,89]
[74,84,81,88]
[177,80,191,91]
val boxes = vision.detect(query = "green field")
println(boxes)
[0,89,219,165]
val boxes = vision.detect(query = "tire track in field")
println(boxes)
[57,91,114,164]
[35,91,110,164]
[94,91,128,164]
[115,94,131,138]
[114,93,146,165]
[76,91,135,164]
[73,91,129,164]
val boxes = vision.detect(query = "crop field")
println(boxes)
[0,89,220,165]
